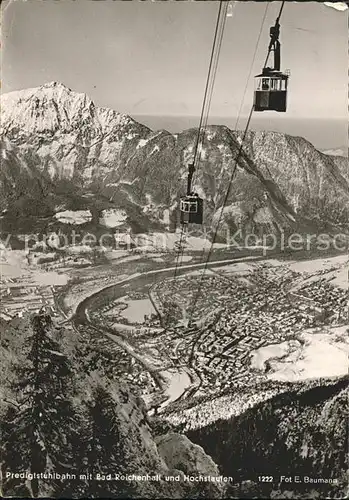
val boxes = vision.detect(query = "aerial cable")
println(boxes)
[187,0,286,324]
[187,104,254,324]
[192,1,229,170]
[173,227,186,278]
[234,2,270,130]
[214,1,269,225]
[173,0,228,279]
[174,2,227,278]
[175,3,228,275]
[191,1,229,183]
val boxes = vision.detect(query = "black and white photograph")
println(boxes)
[1,0,348,498]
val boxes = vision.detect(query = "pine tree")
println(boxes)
[82,384,137,499]
[1,313,82,498]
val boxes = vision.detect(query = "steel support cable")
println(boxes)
[210,1,268,253]
[196,6,227,153]
[187,104,254,324]
[175,4,228,274]
[180,3,232,281]
[192,1,228,169]
[189,4,227,205]
[173,1,227,280]
[174,6,227,278]
[174,225,186,278]
[234,2,270,130]
[194,0,258,267]
[176,5,228,277]
[187,1,287,323]
[192,2,228,182]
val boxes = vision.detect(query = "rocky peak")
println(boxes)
[1,82,95,136]
[1,83,152,181]
[43,81,70,89]
[0,82,149,141]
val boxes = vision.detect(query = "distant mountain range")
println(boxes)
[322,147,347,157]
[1,82,348,236]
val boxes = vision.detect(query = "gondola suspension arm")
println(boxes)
[263,1,285,71]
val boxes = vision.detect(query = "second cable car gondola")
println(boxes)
[254,15,289,112]
[180,162,203,225]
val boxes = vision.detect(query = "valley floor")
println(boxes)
[1,245,348,430]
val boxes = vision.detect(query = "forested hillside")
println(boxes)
[187,377,348,499]
[0,314,225,499]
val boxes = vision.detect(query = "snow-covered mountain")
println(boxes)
[1,82,348,234]
[1,82,152,182]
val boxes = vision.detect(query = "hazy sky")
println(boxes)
[2,0,348,123]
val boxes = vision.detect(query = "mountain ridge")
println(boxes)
[1,82,348,234]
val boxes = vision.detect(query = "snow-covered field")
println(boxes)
[119,298,155,324]
[159,369,192,409]
[214,261,255,274]
[218,254,347,288]
[322,147,347,157]
[331,266,348,289]
[55,210,92,225]
[251,326,349,382]
[0,250,68,286]
[131,232,227,252]
[286,255,348,274]
[250,340,301,371]
[100,208,128,228]
[285,255,348,291]
[175,255,193,263]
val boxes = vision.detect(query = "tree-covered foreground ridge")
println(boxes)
[1,311,348,499]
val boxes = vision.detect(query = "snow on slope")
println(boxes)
[1,82,132,137]
[100,208,128,228]
[131,232,226,252]
[1,82,152,180]
[55,210,92,225]
[322,148,347,157]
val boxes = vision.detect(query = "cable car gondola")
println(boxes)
[180,162,203,225]
[254,13,289,112]
[175,0,290,316]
